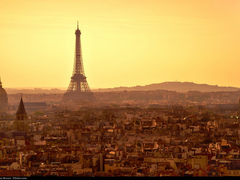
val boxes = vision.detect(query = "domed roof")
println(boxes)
[0,79,8,112]
[0,79,7,96]
[0,87,7,95]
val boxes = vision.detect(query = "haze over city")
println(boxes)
[3,0,240,177]
[0,0,240,89]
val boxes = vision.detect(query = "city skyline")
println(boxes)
[0,0,240,89]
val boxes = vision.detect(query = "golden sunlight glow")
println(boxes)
[0,0,240,89]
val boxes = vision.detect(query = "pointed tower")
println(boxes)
[13,96,29,132]
[63,22,94,103]
[0,78,8,112]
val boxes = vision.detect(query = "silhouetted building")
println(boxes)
[217,104,238,112]
[13,96,29,133]
[0,78,8,112]
[24,102,47,113]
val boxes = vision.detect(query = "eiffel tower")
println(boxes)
[63,22,94,103]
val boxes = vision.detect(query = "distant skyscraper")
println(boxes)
[13,96,29,133]
[0,78,8,112]
[63,22,94,103]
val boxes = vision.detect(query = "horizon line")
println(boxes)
[3,81,240,90]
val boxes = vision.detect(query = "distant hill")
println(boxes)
[4,82,240,94]
[93,82,240,92]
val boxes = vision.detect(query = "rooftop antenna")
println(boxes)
[77,21,79,29]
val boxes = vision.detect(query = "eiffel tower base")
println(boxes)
[62,91,94,104]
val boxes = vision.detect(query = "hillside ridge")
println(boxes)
[93,81,240,92]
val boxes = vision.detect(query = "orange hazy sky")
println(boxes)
[0,0,240,89]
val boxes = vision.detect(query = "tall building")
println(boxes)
[13,96,29,133]
[0,78,8,112]
[63,22,94,103]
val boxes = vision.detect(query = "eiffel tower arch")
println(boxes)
[63,22,94,103]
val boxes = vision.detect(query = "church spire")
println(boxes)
[16,95,27,115]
